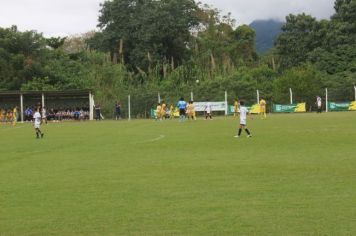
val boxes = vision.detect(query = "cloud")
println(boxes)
[0,0,102,36]
[201,0,335,25]
[0,0,336,37]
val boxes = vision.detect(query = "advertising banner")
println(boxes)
[328,102,356,111]
[193,102,227,112]
[229,104,260,114]
[273,103,306,113]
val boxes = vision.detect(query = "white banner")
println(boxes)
[194,102,227,112]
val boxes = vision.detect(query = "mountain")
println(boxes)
[249,19,284,54]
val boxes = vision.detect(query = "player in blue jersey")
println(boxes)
[177,97,187,122]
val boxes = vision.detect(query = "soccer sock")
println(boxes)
[238,128,242,136]
[245,128,251,135]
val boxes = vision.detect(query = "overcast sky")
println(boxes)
[0,0,335,37]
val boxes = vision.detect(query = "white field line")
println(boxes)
[134,134,165,144]
[0,126,26,131]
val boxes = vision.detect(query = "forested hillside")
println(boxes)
[250,19,283,54]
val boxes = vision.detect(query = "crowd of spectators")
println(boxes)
[46,108,90,121]
[0,108,17,123]
[22,106,90,122]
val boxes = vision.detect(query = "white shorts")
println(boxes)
[34,123,41,129]
[240,119,246,125]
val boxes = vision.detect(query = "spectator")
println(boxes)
[95,104,101,121]
[25,107,34,122]
[115,101,121,120]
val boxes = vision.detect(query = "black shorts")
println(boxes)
[179,109,186,116]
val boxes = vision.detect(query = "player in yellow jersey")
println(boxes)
[2,109,7,124]
[160,101,167,120]
[0,109,4,124]
[259,99,267,119]
[234,99,239,117]
[187,101,196,120]
[156,103,162,120]
[12,106,18,126]
[169,104,175,119]
[191,102,196,120]
[186,102,192,119]
[6,109,12,124]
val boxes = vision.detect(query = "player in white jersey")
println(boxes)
[234,100,252,138]
[33,107,44,139]
[205,100,213,120]
[316,96,322,113]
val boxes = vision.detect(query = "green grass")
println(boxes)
[1,113,355,235]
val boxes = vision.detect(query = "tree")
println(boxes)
[192,7,257,78]
[88,0,199,71]
[62,32,95,54]
[273,64,324,107]
[0,26,47,89]
[46,37,66,49]
[275,14,326,70]
[232,25,258,65]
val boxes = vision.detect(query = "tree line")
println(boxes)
[0,0,355,117]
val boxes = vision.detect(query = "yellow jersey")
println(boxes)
[161,104,166,113]
[156,105,162,113]
[260,99,266,112]
[234,101,239,111]
[187,104,192,112]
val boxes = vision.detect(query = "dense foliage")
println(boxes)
[1,0,355,117]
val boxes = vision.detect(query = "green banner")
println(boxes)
[328,102,356,111]
[229,105,257,114]
[229,106,235,114]
[273,103,306,113]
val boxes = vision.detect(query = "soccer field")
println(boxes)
[1,113,355,235]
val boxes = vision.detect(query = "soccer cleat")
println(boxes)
[41,133,44,138]
[234,135,240,138]
[247,135,252,138]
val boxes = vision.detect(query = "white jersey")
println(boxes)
[317,98,322,107]
[206,102,212,113]
[33,112,42,127]
[240,106,248,125]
